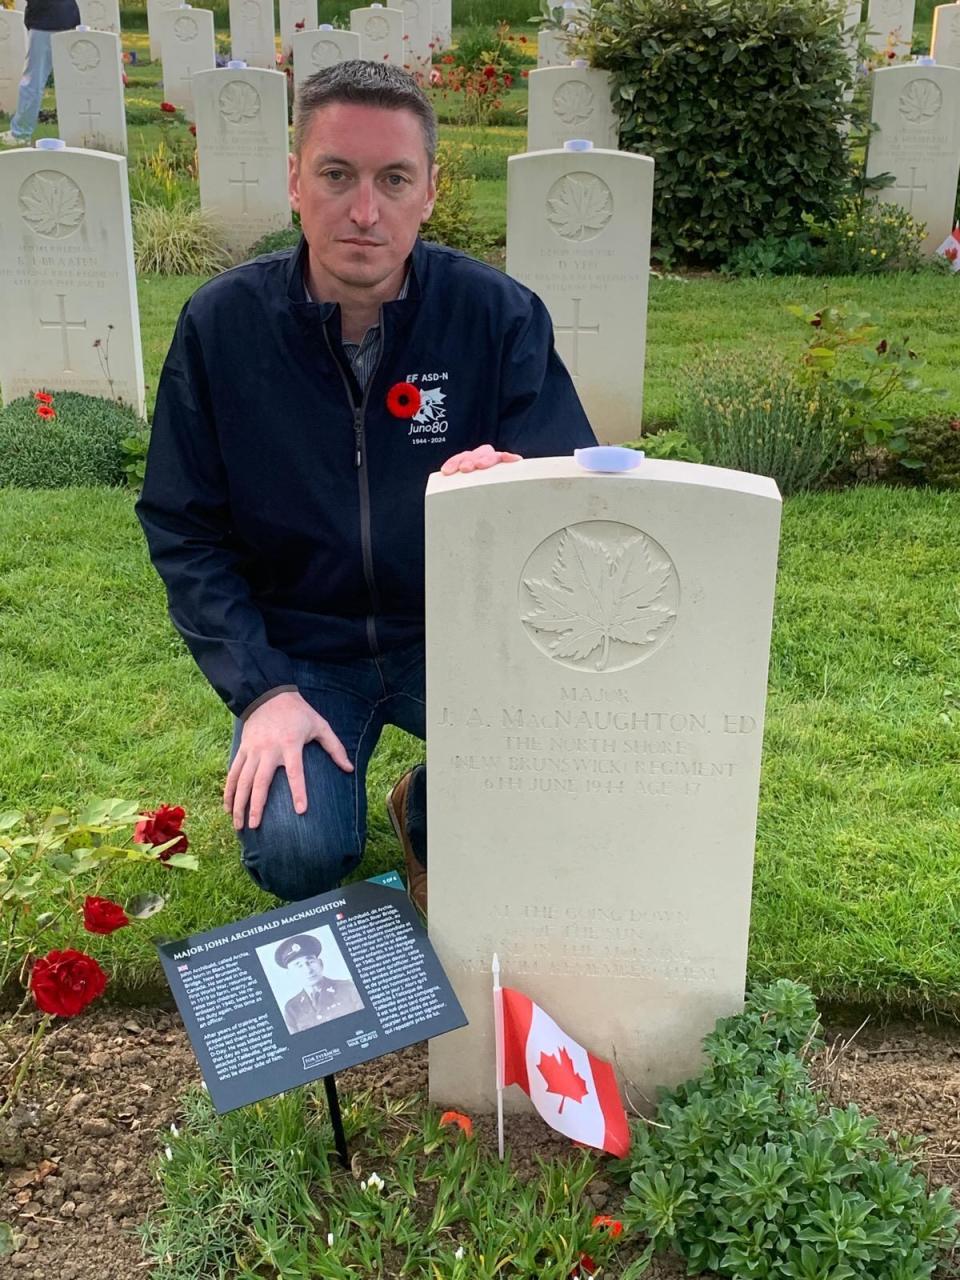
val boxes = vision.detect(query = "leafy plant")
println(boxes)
[120,427,151,489]
[580,0,857,264]
[129,137,200,210]
[620,980,959,1277]
[724,233,819,279]
[677,350,850,493]
[895,415,960,489]
[133,201,232,275]
[804,198,927,275]
[432,22,523,125]
[790,303,946,461]
[422,142,494,257]
[629,428,704,463]
[0,391,144,488]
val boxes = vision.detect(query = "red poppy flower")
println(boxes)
[82,896,130,935]
[36,405,56,420]
[483,64,496,78]
[570,1255,598,1279]
[591,1214,623,1238]
[189,123,197,135]
[30,949,107,1017]
[160,101,176,112]
[34,390,54,404]
[439,1110,474,1138]
[386,381,421,419]
[134,804,189,861]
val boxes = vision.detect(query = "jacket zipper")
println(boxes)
[322,319,384,657]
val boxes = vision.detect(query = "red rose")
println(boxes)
[386,381,421,419]
[571,1255,598,1279]
[294,17,304,27]
[160,101,176,113]
[189,123,197,136]
[521,69,529,78]
[36,405,56,420]
[504,72,513,86]
[519,33,527,41]
[134,804,189,861]
[34,390,54,404]
[82,895,130,935]
[483,64,496,78]
[30,950,107,1017]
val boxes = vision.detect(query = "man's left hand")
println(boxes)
[440,445,522,476]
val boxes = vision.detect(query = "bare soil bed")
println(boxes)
[1,1008,959,1279]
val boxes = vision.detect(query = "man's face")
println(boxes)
[289,102,437,295]
[288,952,325,987]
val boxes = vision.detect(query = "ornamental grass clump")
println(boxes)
[0,390,145,488]
[676,352,849,493]
[620,980,960,1277]
[133,201,232,275]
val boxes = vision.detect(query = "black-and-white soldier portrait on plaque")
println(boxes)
[257,926,364,1035]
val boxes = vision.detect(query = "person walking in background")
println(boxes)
[0,0,81,146]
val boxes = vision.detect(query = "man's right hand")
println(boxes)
[224,691,354,831]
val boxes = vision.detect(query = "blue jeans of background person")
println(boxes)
[11,28,53,142]
[230,643,427,903]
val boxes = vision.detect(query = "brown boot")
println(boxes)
[386,769,427,917]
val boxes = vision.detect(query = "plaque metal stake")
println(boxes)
[324,1074,349,1167]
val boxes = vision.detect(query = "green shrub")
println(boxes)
[133,202,232,275]
[677,350,850,493]
[629,427,704,462]
[723,233,819,279]
[0,392,144,488]
[806,198,927,274]
[902,415,960,488]
[621,980,959,1278]
[129,137,201,210]
[421,141,493,257]
[247,226,302,258]
[581,0,856,265]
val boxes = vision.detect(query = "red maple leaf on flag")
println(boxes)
[537,1046,589,1114]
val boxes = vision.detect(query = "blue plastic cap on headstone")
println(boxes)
[916,54,935,64]
[227,59,247,68]
[571,58,588,68]
[319,21,333,27]
[563,138,593,151]
[36,138,67,150]
[75,24,89,30]
[574,447,644,473]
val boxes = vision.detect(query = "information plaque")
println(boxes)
[157,877,466,1112]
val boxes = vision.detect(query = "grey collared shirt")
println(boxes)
[306,269,410,392]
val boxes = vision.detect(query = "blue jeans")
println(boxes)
[230,643,427,902]
[11,27,53,142]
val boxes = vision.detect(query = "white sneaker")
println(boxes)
[0,130,29,146]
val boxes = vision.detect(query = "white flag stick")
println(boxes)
[492,952,505,1161]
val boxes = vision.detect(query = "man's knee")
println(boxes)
[238,811,362,902]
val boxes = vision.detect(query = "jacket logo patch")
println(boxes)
[404,372,449,442]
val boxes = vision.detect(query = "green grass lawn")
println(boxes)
[0,486,958,1010]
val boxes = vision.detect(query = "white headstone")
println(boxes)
[77,0,120,35]
[11,0,26,10]
[350,5,404,67]
[538,28,573,69]
[229,0,277,70]
[425,457,782,1112]
[432,0,451,50]
[292,26,360,97]
[279,0,317,60]
[0,145,145,416]
[866,0,914,55]
[398,0,430,74]
[193,66,291,257]
[527,65,619,152]
[866,63,960,251]
[932,3,960,66]
[0,8,27,117]
[506,145,653,444]
[159,5,216,121]
[146,0,180,60]
[52,29,127,155]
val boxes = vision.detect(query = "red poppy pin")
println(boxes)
[386,381,421,419]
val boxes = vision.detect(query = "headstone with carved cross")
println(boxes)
[0,8,27,116]
[350,4,403,66]
[292,26,360,96]
[506,142,653,443]
[77,0,121,35]
[158,5,215,121]
[229,0,277,70]
[527,62,619,153]
[866,62,960,252]
[279,0,316,61]
[866,0,914,54]
[51,28,127,154]
[932,3,960,66]
[193,65,291,257]
[0,142,145,415]
[425,455,782,1113]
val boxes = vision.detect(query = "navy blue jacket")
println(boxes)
[136,237,596,717]
[25,0,81,30]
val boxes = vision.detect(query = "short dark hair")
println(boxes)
[293,60,437,167]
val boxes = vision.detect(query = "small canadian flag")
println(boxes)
[495,983,630,1157]
[935,224,960,272]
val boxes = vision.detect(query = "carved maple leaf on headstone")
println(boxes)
[219,80,261,124]
[899,78,942,123]
[19,175,85,238]
[546,175,612,241]
[522,528,675,670]
[553,80,595,125]
[537,1046,588,1114]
